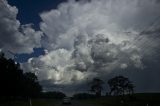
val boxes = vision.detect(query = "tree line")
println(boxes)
[0,52,42,99]
[89,76,134,97]
[0,52,66,100]
[0,52,134,100]
[74,76,134,99]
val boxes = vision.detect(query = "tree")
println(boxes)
[89,78,104,97]
[73,93,95,99]
[23,72,42,97]
[0,52,42,98]
[41,91,66,99]
[108,76,134,96]
[0,53,24,97]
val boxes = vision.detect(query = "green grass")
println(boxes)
[80,93,160,106]
[0,99,60,106]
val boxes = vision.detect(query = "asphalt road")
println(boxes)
[55,100,95,106]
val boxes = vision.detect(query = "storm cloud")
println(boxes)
[1,0,160,95]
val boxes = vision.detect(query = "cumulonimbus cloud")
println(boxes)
[1,0,160,94]
[22,0,160,89]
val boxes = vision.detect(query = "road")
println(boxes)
[55,100,95,106]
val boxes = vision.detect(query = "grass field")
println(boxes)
[80,93,160,106]
[1,93,160,106]
[0,99,60,106]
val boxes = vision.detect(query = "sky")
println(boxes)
[8,0,67,26]
[0,0,160,95]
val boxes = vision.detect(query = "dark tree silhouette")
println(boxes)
[0,52,42,98]
[90,78,104,97]
[23,72,42,97]
[73,93,95,99]
[41,91,66,99]
[108,76,134,96]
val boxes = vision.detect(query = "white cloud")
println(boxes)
[2,0,159,93]
[22,48,89,84]
[22,0,160,87]
[0,0,43,54]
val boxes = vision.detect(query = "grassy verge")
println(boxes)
[0,98,60,106]
[80,93,160,106]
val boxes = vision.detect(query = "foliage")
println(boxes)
[108,76,134,96]
[89,78,104,97]
[73,93,95,99]
[0,52,42,98]
[40,91,66,99]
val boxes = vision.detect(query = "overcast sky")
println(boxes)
[0,0,160,95]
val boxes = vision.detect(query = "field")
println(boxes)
[1,93,160,106]
[0,99,60,106]
[80,93,160,106]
